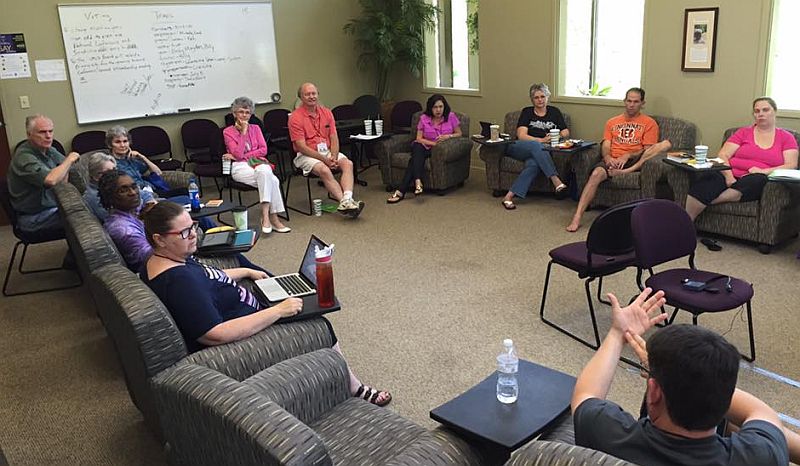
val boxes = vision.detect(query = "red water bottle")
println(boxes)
[315,248,335,308]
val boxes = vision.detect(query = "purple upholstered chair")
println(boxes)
[630,199,755,361]
[539,199,648,349]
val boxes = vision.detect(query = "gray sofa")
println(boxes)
[153,348,486,465]
[571,115,697,208]
[478,111,573,197]
[665,127,800,253]
[376,111,472,192]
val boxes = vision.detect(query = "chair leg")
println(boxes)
[285,172,313,216]
[584,277,602,348]
[597,276,611,305]
[743,301,756,362]
[3,241,82,297]
[538,260,601,350]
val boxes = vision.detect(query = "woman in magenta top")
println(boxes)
[223,96,289,234]
[387,94,462,203]
[686,97,798,220]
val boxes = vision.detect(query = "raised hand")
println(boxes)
[608,288,667,337]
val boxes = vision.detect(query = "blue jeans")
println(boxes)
[505,140,558,198]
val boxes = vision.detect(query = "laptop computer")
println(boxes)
[254,235,326,302]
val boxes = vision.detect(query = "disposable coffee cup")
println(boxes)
[364,120,373,136]
[374,119,383,136]
[549,129,560,147]
[232,206,248,231]
[694,145,709,163]
[490,124,500,141]
[222,159,232,175]
[312,199,323,216]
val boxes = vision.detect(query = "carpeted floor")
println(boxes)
[1,161,798,465]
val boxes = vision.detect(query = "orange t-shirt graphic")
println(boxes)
[603,114,659,158]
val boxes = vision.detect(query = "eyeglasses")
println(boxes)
[163,221,199,239]
[234,109,252,115]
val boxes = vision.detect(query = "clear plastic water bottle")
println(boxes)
[188,178,201,212]
[496,339,519,404]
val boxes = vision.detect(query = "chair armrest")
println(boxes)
[243,348,350,425]
[184,318,335,381]
[376,134,415,161]
[664,164,691,207]
[572,146,602,194]
[506,440,636,466]
[757,181,800,244]
[431,137,473,163]
[161,170,193,189]
[385,427,487,466]
[640,153,668,198]
[152,362,330,466]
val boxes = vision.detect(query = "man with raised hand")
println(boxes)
[571,288,797,465]
[567,88,671,232]
[288,82,364,218]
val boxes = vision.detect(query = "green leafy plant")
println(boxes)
[344,0,438,101]
[579,82,613,97]
[467,0,479,55]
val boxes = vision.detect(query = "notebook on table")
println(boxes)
[254,235,326,302]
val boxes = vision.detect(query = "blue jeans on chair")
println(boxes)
[505,140,558,198]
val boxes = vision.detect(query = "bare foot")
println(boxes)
[566,219,581,232]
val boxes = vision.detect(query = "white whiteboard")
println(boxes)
[58,2,281,124]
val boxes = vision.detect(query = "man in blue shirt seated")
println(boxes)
[7,114,80,232]
[571,288,799,465]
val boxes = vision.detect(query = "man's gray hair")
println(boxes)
[231,96,255,114]
[529,83,551,98]
[105,125,131,148]
[86,151,116,181]
[25,114,51,134]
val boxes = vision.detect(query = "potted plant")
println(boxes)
[344,0,438,102]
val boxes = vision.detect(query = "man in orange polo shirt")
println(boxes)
[288,82,364,218]
[566,88,671,232]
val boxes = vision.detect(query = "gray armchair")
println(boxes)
[153,348,485,465]
[479,111,573,196]
[376,111,472,192]
[505,441,636,466]
[665,127,800,253]
[571,115,697,208]
[89,262,335,441]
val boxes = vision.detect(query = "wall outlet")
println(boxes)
[19,95,30,109]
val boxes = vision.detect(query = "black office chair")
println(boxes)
[390,100,422,134]
[539,199,648,350]
[129,125,182,171]
[353,94,381,119]
[0,180,82,296]
[71,131,106,154]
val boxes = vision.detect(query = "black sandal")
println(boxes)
[701,238,722,251]
[354,384,392,407]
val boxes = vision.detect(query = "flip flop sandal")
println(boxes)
[502,200,517,210]
[554,183,569,200]
[386,191,404,204]
[414,183,424,195]
[700,238,722,251]
[354,384,392,407]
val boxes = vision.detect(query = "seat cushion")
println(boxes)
[645,268,754,313]
[604,172,641,190]
[308,398,427,465]
[549,242,636,277]
[193,163,222,177]
[706,200,759,217]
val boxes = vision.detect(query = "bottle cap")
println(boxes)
[503,338,513,347]
[314,244,335,261]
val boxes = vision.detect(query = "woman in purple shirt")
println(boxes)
[387,94,462,203]
[223,96,289,235]
[686,97,799,221]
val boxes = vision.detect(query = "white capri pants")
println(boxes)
[230,162,285,214]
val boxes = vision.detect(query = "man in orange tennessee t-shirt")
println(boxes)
[566,88,672,232]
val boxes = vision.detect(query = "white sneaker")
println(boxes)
[337,198,357,212]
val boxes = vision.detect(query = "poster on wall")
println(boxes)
[0,33,31,79]
[682,8,719,72]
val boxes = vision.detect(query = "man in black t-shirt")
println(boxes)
[571,288,797,465]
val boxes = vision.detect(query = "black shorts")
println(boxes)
[592,156,639,175]
[688,171,769,205]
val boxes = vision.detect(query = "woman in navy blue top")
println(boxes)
[139,201,391,406]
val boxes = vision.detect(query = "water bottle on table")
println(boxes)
[496,338,519,404]
[188,178,201,212]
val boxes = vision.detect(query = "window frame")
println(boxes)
[763,0,800,118]
[422,0,482,95]
[551,0,648,106]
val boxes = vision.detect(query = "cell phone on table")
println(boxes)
[682,279,705,291]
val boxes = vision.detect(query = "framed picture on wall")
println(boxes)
[682,7,719,72]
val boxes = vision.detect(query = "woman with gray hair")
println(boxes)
[501,83,570,210]
[105,125,172,196]
[82,150,154,222]
[223,96,289,234]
